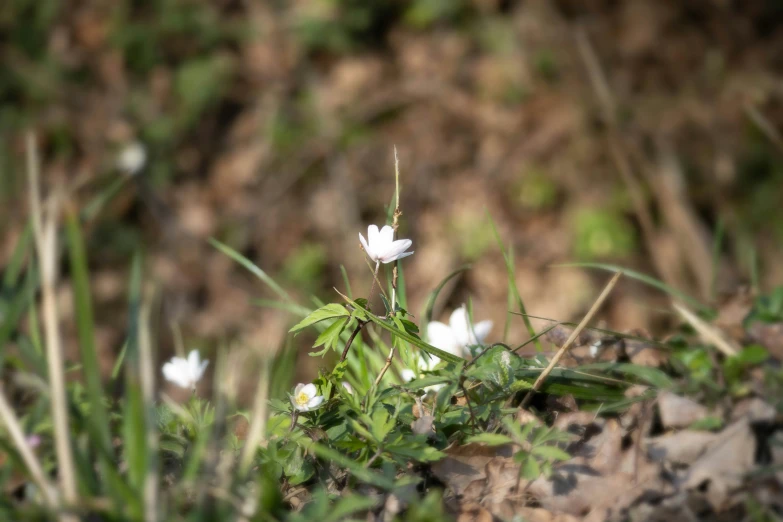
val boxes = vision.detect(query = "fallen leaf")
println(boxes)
[658,391,709,429]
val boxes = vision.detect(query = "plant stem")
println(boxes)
[339,320,367,363]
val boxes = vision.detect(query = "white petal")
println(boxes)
[379,239,412,263]
[163,361,191,388]
[341,382,353,394]
[293,383,305,395]
[301,383,317,399]
[187,350,200,372]
[472,320,493,344]
[379,225,394,246]
[195,359,209,380]
[359,233,371,256]
[367,225,380,249]
[449,306,472,347]
[307,395,324,410]
[427,321,458,355]
[400,369,416,382]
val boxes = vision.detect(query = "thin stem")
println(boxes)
[518,271,622,409]
[374,345,396,386]
[287,410,299,434]
[366,261,380,309]
[339,320,367,363]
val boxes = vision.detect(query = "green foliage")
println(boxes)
[572,208,636,260]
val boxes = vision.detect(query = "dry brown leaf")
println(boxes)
[431,443,515,497]
[658,391,710,429]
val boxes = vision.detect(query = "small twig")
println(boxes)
[365,260,381,309]
[518,272,622,409]
[339,320,367,363]
[672,301,739,357]
[0,385,59,509]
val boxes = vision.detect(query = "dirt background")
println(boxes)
[1,0,782,396]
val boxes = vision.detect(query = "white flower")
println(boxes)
[341,381,353,394]
[425,305,493,363]
[290,383,324,412]
[116,141,147,176]
[359,225,413,264]
[162,349,209,389]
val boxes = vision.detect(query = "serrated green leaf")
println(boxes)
[465,433,514,446]
[531,445,571,461]
[310,317,349,356]
[290,304,350,333]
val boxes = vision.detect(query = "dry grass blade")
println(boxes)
[672,302,739,357]
[26,132,79,519]
[0,385,58,508]
[519,271,622,409]
[138,291,159,522]
[238,354,271,476]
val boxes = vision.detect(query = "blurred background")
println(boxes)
[1,0,782,397]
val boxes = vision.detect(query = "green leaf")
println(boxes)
[310,316,349,356]
[324,495,379,522]
[731,344,769,365]
[581,363,674,389]
[306,442,397,489]
[465,433,514,446]
[290,304,350,333]
[65,212,112,456]
[346,298,463,364]
[209,237,292,303]
[521,456,541,480]
[555,262,709,312]
[531,445,571,461]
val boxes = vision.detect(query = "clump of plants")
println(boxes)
[1,141,781,522]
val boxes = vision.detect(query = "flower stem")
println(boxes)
[366,261,380,309]
[288,410,299,434]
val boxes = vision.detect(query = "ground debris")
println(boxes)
[432,398,783,521]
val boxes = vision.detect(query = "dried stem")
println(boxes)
[0,385,58,509]
[26,132,79,519]
[518,272,622,409]
[138,290,159,522]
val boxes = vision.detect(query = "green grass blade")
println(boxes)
[307,442,397,490]
[80,176,130,222]
[122,250,146,513]
[64,211,112,456]
[209,238,291,303]
[553,262,709,312]
[422,265,471,326]
[486,212,540,350]
[2,224,32,291]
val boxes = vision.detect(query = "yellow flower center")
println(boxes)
[295,392,310,407]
